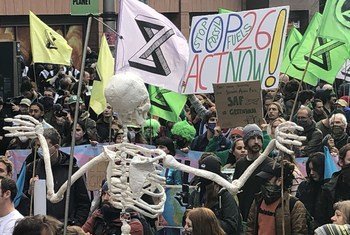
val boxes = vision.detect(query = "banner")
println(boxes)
[149,85,187,122]
[213,81,263,128]
[29,11,72,65]
[319,0,350,46]
[90,34,115,115]
[292,13,349,85]
[181,6,289,94]
[116,0,189,92]
[280,26,318,86]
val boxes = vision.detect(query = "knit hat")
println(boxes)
[243,124,263,143]
[67,95,83,105]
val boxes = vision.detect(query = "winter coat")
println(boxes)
[188,185,243,234]
[24,150,91,225]
[246,193,307,235]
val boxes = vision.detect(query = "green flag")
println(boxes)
[149,85,187,122]
[219,8,232,13]
[319,0,350,46]
[280,26,318,85]
[292,12,348,85]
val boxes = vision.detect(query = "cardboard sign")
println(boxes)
[214,81,263,128]
[181,6,289,94]
[86,160,108,191]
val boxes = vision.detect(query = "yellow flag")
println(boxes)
[29,11,72,65]
[90,34,115,115]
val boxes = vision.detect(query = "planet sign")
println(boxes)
[181,6,289,94]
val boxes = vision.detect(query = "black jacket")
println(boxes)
[24,150,91,225]
[188,185,243,234]
[315,170,350,226]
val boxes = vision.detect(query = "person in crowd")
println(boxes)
[188,153,242,234]
[63,121,91,147]
[67,95,98,141]
[96,103,114,143]
[323,113,350,150]
[126,124,147,144]
[0,156,29,215]
[331,200,350,225]
[156,136,181,185]
[190,111,231,152]
[183,207,226,235]
[222,137,247,170]
[314,200,350,235]
[82,182,143,235]
[266,102,284,124]
[171,120,196,152]
[13,214,89,235]
[298,90,315,108]
[315,143,350,225]
[312,99,328,123]
[267,117,286,139]
[20,80,41,102]
[11,98,31,116]
[24,128,90,225]
[246,161,308,235]
[114,129,124,144]
[37,63,55,93]
[294,106,323,157]
[283,79,299,119]
[38,93,56,125]
[51,107,71,141]
[233,124,273,221]
[28,102,53,129]
[142,118,161,145]
[0,176,24,235]
[296,152,328,221]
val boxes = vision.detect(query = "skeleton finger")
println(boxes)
[276,141,294,155]
[276,136,303,146]
[4,118,36,127]
[15,115,41,125]
[5,132,37,138]
[4,126,36,132]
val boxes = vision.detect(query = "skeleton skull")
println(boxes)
[105,71,150,127]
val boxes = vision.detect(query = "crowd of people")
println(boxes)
[1,48,350,235]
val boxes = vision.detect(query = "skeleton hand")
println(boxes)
[4,115,44,139]
[274,121,306,155]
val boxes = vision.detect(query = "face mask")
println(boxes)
[261,182,281,204]
[207,123,216,132]
[297,119,311,128]
[332,126,345,138]
[37,146,56,158]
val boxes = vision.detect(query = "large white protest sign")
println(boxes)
[181,6,289,94]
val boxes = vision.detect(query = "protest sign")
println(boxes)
[213,81,263,128]
[86,160,108,191]
[181,6,289,94]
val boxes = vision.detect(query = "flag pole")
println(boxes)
[289,33,319,121]
[114,0,124,74]
[63,16,92,235]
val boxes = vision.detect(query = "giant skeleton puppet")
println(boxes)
[4,71,306,234]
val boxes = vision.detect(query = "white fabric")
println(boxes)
[0,209,23,235]
[116,0,189,92]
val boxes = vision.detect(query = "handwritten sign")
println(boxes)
[86,160,108,191]
[214,81,263,128]
[181,6,289,94]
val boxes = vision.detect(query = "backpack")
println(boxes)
[289,196,315,235]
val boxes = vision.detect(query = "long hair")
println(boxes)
[187,208,226,235]
[334,200,350,224]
